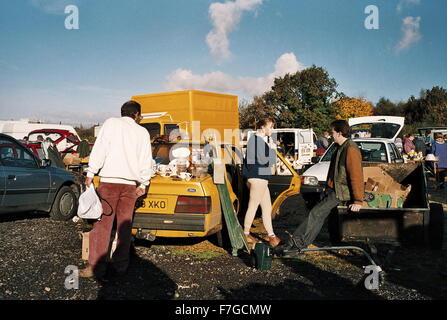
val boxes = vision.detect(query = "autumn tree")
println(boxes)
[333,97,373,120]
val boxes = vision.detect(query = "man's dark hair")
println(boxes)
[256,117,275,129]
[121,100,141,118]
[329,120,351,138]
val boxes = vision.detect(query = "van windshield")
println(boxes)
[140,123,161,139]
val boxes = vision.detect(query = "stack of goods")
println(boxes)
[63,153,81,166]
[363,167,412,208]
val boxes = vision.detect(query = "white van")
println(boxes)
[244,128,317,170]
[0,120,80,141]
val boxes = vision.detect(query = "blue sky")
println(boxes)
[0,0,446,126]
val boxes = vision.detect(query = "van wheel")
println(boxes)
[428,203,444,250]
[50,186,77,221]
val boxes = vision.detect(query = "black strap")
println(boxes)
[97,191,113,217]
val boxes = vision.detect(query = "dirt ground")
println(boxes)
[0,177,446,301]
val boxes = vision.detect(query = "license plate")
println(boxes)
[141,198,168,211]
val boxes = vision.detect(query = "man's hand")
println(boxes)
[348,203,362,212]
[136,187,146,198]
[85,177,93,188]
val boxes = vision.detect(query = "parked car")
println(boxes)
[300,116,405,202]
[0,133,80,220]
[26,129,84,153]
[114,141,301,244]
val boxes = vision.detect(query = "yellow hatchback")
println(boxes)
[131,141,301,244]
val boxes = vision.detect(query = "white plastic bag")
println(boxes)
[77,185,103,220]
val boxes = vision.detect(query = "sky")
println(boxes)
[0,0,446,126]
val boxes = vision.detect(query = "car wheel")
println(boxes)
[50,186,77,221]
[428,203,444,250]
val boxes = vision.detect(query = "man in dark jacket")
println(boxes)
[275,120,364,253]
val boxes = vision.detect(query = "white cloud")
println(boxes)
[30,0,80,15]
[395,16,422,52]
[396,0,421,12]
[206,0,263,62]
[164,52,304,97]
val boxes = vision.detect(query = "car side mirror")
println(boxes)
[41,159,51,168]
[311,156,320,163]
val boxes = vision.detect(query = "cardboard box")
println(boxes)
[63,153,81,165]
[363,167,412,208]
[81,231,117,261]
[82,232,89,261]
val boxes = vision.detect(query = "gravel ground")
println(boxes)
[1,181,447,301]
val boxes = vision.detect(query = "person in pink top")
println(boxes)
[403,133,416,155]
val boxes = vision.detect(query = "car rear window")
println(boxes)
[321,141,387,163]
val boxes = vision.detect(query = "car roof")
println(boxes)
[29,129,72,133]
[352,138,393,143]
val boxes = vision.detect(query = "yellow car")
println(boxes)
[130,141,301,244]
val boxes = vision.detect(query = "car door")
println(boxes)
[0,136,50,212]
[0,165,5,209]
[269,152,301,218]
[388,143,404,163]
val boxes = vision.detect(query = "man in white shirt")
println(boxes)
[79,100,152,280]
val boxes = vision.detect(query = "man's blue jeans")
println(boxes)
[289,188,340,249]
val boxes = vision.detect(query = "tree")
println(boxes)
[239,96,277,129]
[373,97,405,116]
[262,65,340,134]
[421,86,447,126]
[333,97,373,120]
[403,86,447,126]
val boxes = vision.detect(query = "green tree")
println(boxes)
[239,96,277,129]
[422,86,447,125]
[263,65,339,134]
[373,98,405,116]
[403,86,447,126]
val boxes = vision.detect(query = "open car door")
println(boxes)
[269,151,301,219]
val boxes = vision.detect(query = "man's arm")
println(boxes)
[346,146,364,210]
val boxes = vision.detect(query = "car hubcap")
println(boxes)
[60,192,74,216]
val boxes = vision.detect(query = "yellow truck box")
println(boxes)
[132,90,239,146]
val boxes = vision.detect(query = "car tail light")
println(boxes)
[175,196,211,214]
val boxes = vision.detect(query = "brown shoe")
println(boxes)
[79,266,95,278]
[268,236,281,247]
[245,234,257,244]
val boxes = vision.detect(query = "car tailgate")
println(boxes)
[135,175,209,214]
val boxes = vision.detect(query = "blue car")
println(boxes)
[0,133,80,220]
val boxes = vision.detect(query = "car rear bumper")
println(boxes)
[300,183,326,194]
[132,213,205,232]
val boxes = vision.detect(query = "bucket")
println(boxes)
[254,242,273,270]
